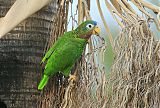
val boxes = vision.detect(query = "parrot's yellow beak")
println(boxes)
[92,26,100,36]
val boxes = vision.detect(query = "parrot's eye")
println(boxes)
[86,24,94,30]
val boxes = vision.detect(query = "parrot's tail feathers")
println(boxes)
[38,75,49,90]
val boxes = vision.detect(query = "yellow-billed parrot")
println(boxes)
[38,20,100,90]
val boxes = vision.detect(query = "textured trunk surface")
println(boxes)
[0,0,58,108]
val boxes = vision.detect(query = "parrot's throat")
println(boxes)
[74,29,91,40]
[80,34,91,40]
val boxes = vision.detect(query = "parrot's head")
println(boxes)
[75,20,100,40]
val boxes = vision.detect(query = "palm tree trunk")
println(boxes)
[0,0,58,107]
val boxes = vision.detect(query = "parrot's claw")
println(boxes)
[68,74,76,82]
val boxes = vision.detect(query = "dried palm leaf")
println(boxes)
[0,0,53,38]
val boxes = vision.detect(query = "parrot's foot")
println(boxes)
[68,74,76,82]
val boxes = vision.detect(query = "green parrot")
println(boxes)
[38,20,100,90]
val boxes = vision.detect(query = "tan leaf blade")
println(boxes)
[0,0,52,38]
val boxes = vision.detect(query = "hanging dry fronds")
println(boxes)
[109,20,160,108]
[96,0,114,47]
[104,0,160,108]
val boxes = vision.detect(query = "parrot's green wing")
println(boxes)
[41,31,76,64]
[44,37,87,76]
[41,37,62,64]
